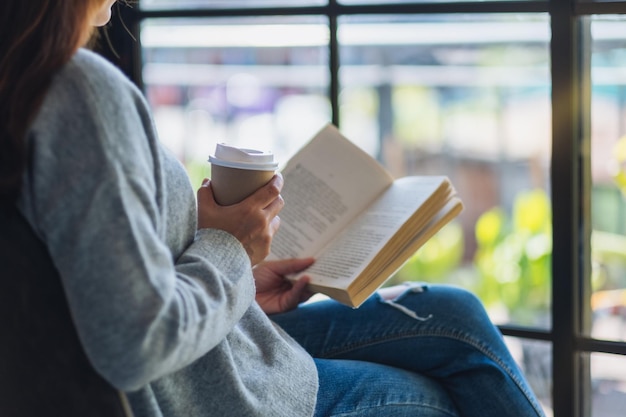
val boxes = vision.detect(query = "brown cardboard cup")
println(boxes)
[210,165,275,206]
[208,144,278,206]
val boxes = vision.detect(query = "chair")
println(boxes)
[0,205,133,417]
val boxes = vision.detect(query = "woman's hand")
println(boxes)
[196,174,284,266]
[252,258,315,314]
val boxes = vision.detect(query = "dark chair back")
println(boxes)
[0,205,132,416]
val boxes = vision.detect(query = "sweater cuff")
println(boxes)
[194,228,251,269]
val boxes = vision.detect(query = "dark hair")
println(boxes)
[0,0,105,203]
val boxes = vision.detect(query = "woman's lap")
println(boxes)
[313,358,459,417]
[271,284,545,417]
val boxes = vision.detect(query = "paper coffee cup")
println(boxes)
[208,143,279,206]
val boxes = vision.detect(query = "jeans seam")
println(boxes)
[321,328,545,417]
[329,402,458,417]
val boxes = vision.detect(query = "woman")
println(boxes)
[0,1,546,416]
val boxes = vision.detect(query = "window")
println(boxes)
[99,1,626,416]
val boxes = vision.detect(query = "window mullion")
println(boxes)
[576,15,593,417]
[329,2,340,127]
[550,0,587,416]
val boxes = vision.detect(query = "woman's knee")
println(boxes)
[383,284,494,330]
[429,284,486,314]
[387,283,482,310]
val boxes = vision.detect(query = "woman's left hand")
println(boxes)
[253,258,315,314]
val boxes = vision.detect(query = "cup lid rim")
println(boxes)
[209,143,278,170]
[208,155,278,170]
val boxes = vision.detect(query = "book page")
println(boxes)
[268,124,393,260]
[294,176,449,289]
[355,196,463,292]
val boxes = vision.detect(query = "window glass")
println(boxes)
[586,0,626,3]
[338,14,552,328]
[141,16,330,186]
[590,15,626,343]
[505,337,553,415]
[339,0,534,3]
[589,352,626,415]
[140,0,325,10]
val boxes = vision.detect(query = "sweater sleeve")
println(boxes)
[19,50,255,391]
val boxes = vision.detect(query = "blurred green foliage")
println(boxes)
[591,136,626,294]
[393,188,552,326]
[612,136,626,195]
[391,221,465,284]
[473,189,552,324]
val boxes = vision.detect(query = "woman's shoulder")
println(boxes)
[32,48,154,154]
[60,48,139,96]
[71,49,124,78]
[36,48,149,128]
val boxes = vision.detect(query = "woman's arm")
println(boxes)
[19,50,262,391]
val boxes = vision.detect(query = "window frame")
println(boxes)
[99,1,626,416]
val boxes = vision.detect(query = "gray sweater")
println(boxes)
[17,49,318,417]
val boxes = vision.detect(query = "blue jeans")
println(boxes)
[271,284,546,417]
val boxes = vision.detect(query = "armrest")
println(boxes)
[0,205,132,417]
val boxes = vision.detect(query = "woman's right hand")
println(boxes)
[196,174,284,266]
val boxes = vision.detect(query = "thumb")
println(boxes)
[197,179,217,202]
[269,258,315,276]
[281,275,312,310]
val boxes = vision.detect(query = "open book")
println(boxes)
[267,124,463,308]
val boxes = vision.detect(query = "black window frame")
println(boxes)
[98,2,626,416]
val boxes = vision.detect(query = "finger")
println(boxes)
[251,174,284,207]
[265,258,315,276]
[291,275,310,292]
[278,275,310,309]
[299,289,315,303]
[197,181,218,206]
[264,193,284,217]
[291,276,314,303]
[269,215,281,236]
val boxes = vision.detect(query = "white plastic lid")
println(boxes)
[208,143,278,171]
